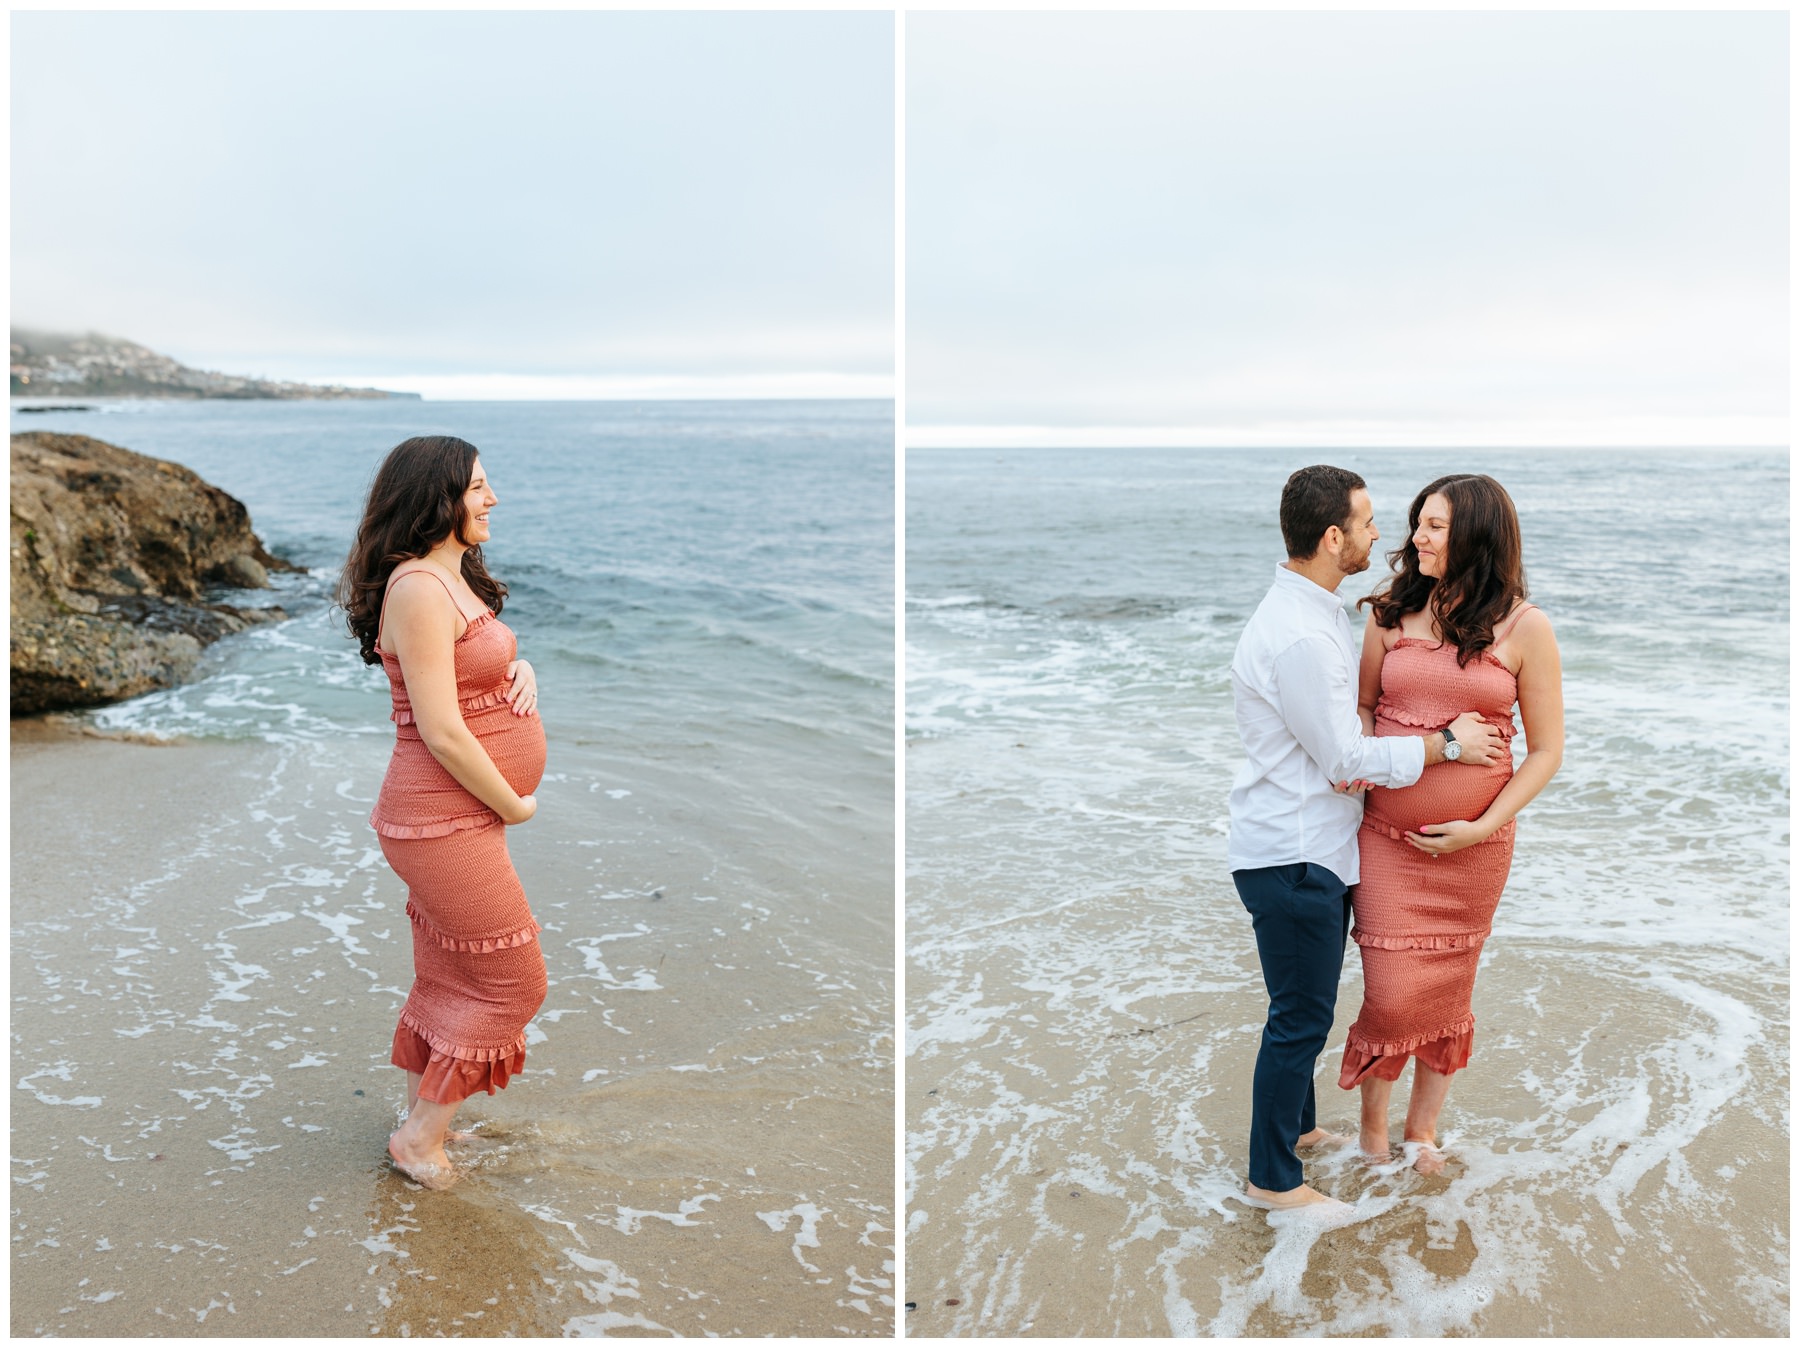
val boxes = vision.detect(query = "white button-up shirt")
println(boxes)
[1227,562,1426,885]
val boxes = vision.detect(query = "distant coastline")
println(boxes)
[10,329,419,401]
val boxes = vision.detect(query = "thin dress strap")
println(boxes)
[377,565,466,652]
[1493,602,1538,645]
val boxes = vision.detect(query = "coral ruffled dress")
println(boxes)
[370,569,548,1105]
[1338,628,1523,1088]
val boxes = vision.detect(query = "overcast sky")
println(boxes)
[909,11,1786,447]
[13,11,892,399]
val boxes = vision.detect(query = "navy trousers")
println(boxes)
[1232,861,1352,1192]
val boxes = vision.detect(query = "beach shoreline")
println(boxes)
[903,869,1789,1338]
[12,711,191,746]
[13,729,895,1336]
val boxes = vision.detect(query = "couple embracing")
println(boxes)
[1227,464,1564,1216]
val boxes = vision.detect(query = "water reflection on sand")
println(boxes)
[12,730,894,1337]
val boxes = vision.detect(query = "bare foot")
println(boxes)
[396,1107,475,1143]
[1405,1136,1446,1176]
[1359,1129,1391,1161]
[387,1131,459,1190]
[1242,1181,1350,1213]
[1296,1127,1353,1150]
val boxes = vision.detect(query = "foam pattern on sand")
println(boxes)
[12,732,893,1337]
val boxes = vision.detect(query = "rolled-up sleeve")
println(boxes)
[1271,635,1425,788]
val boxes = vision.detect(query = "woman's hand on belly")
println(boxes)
[504,659,538,717]
[1405,818,1490,856]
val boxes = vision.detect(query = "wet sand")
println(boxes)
[904,871,1789,1337]
[13,724,894,1336]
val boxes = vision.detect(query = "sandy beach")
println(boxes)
[904,868,1788,1337]
[13,722,893,1336]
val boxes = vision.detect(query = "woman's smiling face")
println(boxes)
[461,457,497,545]
[1413,492,1450,579]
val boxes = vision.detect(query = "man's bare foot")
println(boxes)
[1242,1181,1348,1212]
[1295,1127,1353,1150]
[387,1131,458,1190]
[1404,1136,1446,1175]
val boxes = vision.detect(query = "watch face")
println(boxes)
[1445,742,1462,760]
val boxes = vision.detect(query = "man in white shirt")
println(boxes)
[1228,465,1500,1215]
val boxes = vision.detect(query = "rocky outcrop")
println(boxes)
[11,432,302,715]
[10,330,419,401]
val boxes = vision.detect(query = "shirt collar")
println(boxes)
[1274,561,1349,618]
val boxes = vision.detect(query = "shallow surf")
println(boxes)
[905,445,1787,1336]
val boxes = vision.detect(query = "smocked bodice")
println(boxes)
[369,608,546,839]
[1364,637,1518,844]
[377,609,517,727]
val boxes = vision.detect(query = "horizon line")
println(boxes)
[906,417,1789,451]
[297,372,894,402]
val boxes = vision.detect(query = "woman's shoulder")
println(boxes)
[1502,601,1554,641]
[1381,607,1434,645]
[1362,608,1407,652]
[1493,601,1556,675]
[383,565,470,634]
[386,565,459,605]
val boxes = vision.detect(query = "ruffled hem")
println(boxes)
[376,610,495,664]
[1374,704,1517,739]
[1348,1017,1473,1058]
[1339,1020,1473,1088]
[1377,704,1449,730]
[1388,636,1512,671]
[1351,927,1489,952]
[369,807,502,840]
[404,898,541,953]
[395,1008,529,1065]
[390,684,514,725]
[392,1021,525,1104]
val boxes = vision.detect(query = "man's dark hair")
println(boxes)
[1280,464,1366,560]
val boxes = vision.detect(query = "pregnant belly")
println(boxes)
[468,703,547,796]
[1366,763,1510,833]
[1366,722,1510,832]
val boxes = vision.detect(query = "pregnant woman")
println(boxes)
[1339,474,1563,1174]
[340,435,548,1188]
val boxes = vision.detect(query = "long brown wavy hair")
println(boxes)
[1358,474,1527,668]
[338,436,508,665]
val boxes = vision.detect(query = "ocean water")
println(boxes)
[11,398,894,1335]
[905,446,1788,1335]
[25,396,894,939]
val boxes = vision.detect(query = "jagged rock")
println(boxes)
[214,554,269,589]
[11,431,301,715]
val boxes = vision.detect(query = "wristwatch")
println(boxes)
[1441,724,1463,761]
